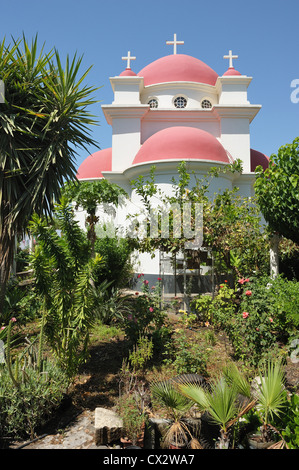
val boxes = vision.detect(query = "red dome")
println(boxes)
[250,148,269,171]
[223,67,242,76]
[138,54,218,87]
[133,127,230,165]
[76,148,112,179]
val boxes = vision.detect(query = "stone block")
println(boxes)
[94,407,123,446]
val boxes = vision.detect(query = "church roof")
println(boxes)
[76,143,269,180]
[137,54,218,87]
[76,147,112,179]
[133,127,230,165]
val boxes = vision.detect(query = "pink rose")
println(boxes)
[149,307,154,312]
[245,290,252,296]
[143,280,149,285]
[242,312,249,319]
[238,278,245,285]
[269,317,273,323]
[11,317,17,322]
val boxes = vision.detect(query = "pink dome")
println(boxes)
[133,127,230,165]
[250,148,269,171]
[119,68,137,76]
[138,54,218,87]
[223,67,242,76]
[76,148,112,179]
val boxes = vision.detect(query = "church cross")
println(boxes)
[166,33,184,54]
[223,50,238,68]
[122,51,136,69]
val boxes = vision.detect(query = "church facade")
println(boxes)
[76,35,269,293]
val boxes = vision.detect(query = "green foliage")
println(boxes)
[281,393,299,449]
[0,359,68,440]
[0,35,99,316]
[118,276,166,345]
[117,393,146,445]
[177,375,240,448]
[93,234,133,290]
[28,197,105,377]
[0,318,69,440]
[128,335,153,371]
[256,360,287,429]
[230,275,299,365]
[255,137,299,244]
[164,330,209,376]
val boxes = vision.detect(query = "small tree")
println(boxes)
[255,138,299,276]
[63,179,127,256]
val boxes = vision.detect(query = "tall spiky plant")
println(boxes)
[29,197,104,377]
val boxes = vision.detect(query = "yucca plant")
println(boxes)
[0,35,99,318]
[150,379,199,448]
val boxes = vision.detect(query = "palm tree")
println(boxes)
[176,367,255,449]
[254,360,287,442]
[150,379,200,448]
[0,35,99,315]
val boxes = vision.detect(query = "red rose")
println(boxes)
[245,290,252,296]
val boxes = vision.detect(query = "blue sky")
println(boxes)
[1,0,298,169]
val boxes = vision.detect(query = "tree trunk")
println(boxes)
[0,227,16,318]
[270,233,280,279]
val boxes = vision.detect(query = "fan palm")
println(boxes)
[150,379,198,448]
[0,35,99,315]
[255,360,287,442]
[177,374,250,448]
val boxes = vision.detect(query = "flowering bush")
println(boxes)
[122,276,167,344]
[229,274,299,366]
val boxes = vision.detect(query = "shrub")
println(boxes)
[165,331,209,376]
[120,277,167,345]
[228,275,299,366]
[0,360,68,440]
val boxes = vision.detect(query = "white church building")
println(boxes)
[76,35,269,293]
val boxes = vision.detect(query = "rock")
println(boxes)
[94,408,123,446]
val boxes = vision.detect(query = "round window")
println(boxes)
[174,96,187,108]
[201,99,212,109]
[148,98,158,109]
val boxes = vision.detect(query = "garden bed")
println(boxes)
[6,310,299,450]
